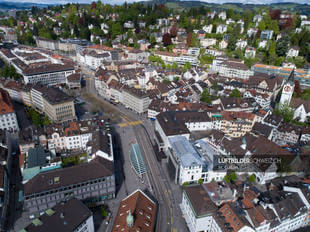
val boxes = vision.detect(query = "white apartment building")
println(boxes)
[168,136,205,185]
[177,55,200,66]
[23,65,75,86]
[154,51,179,63]
[84,50,112,70]
[211,58,254,79]
[122,86,151,114]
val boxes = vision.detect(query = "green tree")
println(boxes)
[101,207,108,218]
[150,35,156,47]
[248,174,256,183]
[198,178,204,185]
[183,62,191,72]
[275,103,294,123]
[28,108,42,127]
[182,182,189,187]
[258,21,266,31]
[171,62,178,69]
[276,35,289,57]
[200,88,211,104]
[224,172,238,183]
[227,24,240,51]
[229,88,241,98]
[111,22,122,39]
[42,115,51,126]
[293,56,305,69]
[301,88,310,100]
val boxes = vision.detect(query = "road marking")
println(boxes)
[119,121,143,128]
[119,123,128,127]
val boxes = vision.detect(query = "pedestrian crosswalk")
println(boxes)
[119,120,143,128]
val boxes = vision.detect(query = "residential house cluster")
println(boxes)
[181,175,310,232]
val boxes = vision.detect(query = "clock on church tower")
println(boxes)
[279,70,295,105]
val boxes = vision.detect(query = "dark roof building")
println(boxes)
[21,198,94,232]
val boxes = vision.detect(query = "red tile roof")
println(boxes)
[112,189,157,232]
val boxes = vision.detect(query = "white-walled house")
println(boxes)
[236,40,247,50]
[258,40,268,49]
[219,40,228,49]
[203,24,213,34]
[287,47,299,58]
[245,47,256,58]
[216,24,227,34]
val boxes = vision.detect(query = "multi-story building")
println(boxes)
[66,73,81,89]
[31,84,76,123]
[177,55,200,66]
[252,64,310,87]
[154,51,179,64]
[2,80,24,103]
[112,189,157,231]
[167,136,206,185]
[272,122,302,145]
[0,46,75,86]
[23,156,115,214]
[0,88,19,132]
[122,86,151,114]
[22,64,75,86]
[300,126,310,142]
[35,37,59,50]
[166,136,225,185]
[83,50,112,70]
[45,121,94,152]
[219,111,256,138]
[181,177,310,232]
[211,58,254,79]
[21,198,95,232]
[180,184,253,232]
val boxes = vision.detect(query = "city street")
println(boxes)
[83,75,188,232]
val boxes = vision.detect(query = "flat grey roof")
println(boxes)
[169,136,204,167]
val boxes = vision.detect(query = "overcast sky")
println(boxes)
[3,0,310,5]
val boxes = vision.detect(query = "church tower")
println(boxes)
[279,69,295,106]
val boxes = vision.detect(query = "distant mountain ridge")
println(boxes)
[0,2,52,11]
[146,0,310,14]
